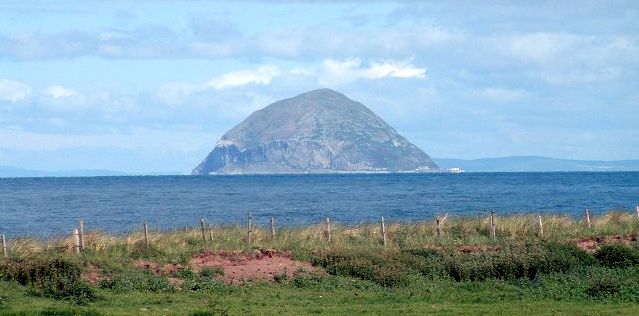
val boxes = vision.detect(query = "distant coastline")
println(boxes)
[2,156,639,177]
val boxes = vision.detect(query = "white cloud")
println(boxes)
[158,65,280,104]
[0,79,31,102]
[209,65,280,90]
[319,58,426,85]
[43,85,78,99]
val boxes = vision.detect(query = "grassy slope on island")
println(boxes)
[2,211,639,315]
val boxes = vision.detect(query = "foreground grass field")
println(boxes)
[1,211,639,315]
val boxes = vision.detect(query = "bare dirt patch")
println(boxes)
[190,249,323,284]
[576,234,637,252]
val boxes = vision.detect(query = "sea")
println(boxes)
[0,172,637,237]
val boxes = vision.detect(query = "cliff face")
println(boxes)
[192,89,438,174]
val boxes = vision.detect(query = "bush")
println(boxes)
[585,279,621,298]
[442,242,594,282]
[98,273,174,293]
[129,241,165,259]
[312,249,413,287]
[0,258,95,305]
[594,245,639,269]
[37,308,104,316]
[200,266,224,278]
[177,268,197,280]
[181,278,234,293]
[540,242,596,273]
[401,249,446,278]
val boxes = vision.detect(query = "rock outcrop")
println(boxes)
[192,89,438,174]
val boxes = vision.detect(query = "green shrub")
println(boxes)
[312,249,413,287]
[181,278,233,293]
[190,309,229,316]
[291,274,382,291]
[540,242,596,273]
[442,242,594,282]
[585,279,621,298]
[98,273,174,293]
[273,273,289,284]
[37,308,104,316]
[594,245,639,268]
[129,241,165,259]
[0,258,95,305]
[200,267,224,278]
[400,249,446,278]
[177,268,197,280]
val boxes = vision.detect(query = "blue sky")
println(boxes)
[0,1,638,173]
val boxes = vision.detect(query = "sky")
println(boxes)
[0,1,638,173]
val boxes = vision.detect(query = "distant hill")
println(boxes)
[434,156,639,172]
[0,166,129,178]
[193,89,438,175]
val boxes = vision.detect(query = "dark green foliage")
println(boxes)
[36,308,104,316]
[129,241,165,259]
[200,266,224,278]
[181,277,233,293]
[291,274,382,291]
[401,249,446,278]
[312,249,413,287]
[190,309,229,316]
[273,273,289,284]
[541,243,596,273]
[177,268,197,280]
[594,245,639,268]
[585,279,621,298]
[312,242,597,286]
[443,242,595,282]
[98,273,174,293]
[0,258,95,305]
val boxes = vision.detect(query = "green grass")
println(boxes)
[2,278,639,315]
[1,211,639,315]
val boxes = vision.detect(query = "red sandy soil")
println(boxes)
[576,234,637,252]
[190,249,322,284]
[132,249,322,285]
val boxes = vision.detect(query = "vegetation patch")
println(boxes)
[0,258,95,305]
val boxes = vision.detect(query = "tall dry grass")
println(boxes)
[2,211,639,261]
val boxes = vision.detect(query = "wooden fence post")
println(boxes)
[380,216,387,247]
[78,220,85,251]
[73,229,81,254]
[490,210,496,239]
[636,205,639,219]
[270,216,276,238]
[247,212,253,244]
[143,222,150,246]
[436,214,448,240]
[538,215,544,237]
[325,217,331,242]
[585,209,592,229]
[1,234,7,258]
[208,224,214,243]
[200,219,207,244]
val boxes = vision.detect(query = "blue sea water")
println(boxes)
[0,172,637,237]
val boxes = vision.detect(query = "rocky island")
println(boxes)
[192,89,438,174]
